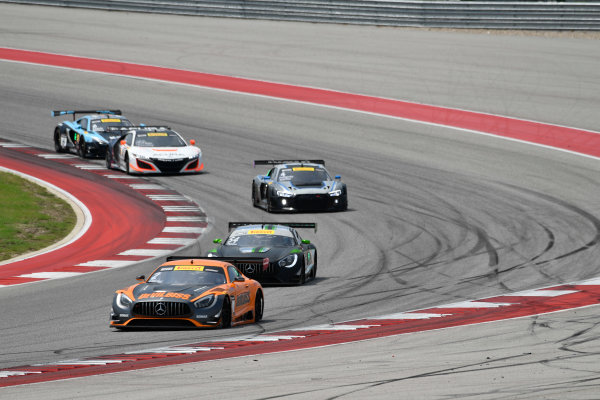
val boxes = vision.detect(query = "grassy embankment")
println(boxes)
[0,171,76,261]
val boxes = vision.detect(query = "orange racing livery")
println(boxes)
[110,258,263,329]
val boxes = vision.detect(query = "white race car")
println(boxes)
[105,126,203,174]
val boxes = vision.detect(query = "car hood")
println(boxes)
[275,180,340,194]
[132,283,217,300]
[130,146,200,160]
[218,246,294,261]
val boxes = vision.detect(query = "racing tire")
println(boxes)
[254,291,264,322]
[266,191,273,213]
[124,153,131,175]
[77,137,87,159]
[218,296,232,329]
[105,151,112,170]
[298,264,306,285]
[310,252,318,280]
[252,184,259,208]
[53,128,64,153]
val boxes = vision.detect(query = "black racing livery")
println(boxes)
[252,160,348,212]
[206,222,318,285]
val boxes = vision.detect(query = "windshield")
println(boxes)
[147,265,227,285]
[134,131,187,147]
[225,233,295,247]
[91,118,133,131]
[278,167,331,186]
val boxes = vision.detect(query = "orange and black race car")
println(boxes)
[109,258,263,329]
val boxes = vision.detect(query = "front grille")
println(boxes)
[133,301,191,317]
[151,158,188,173]
[236,261,270,278]
[295,194,329,210]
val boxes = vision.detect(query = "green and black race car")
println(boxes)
[206,222,317,285]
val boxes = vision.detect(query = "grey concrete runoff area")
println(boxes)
[1,3,600,398]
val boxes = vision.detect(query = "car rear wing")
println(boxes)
[166,256,270,271]
[228,222,317,232]
[253,159,325,167]
[51,109,122,120]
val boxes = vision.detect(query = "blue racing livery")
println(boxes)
[52,109,134,158]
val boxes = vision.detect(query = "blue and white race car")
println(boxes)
[105,126,203,174]
[52,109,133,158]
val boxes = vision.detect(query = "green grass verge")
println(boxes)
[0,171,77,262]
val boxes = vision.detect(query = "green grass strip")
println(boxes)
[0,171,76,262]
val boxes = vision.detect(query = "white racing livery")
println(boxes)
[105,126,203,174]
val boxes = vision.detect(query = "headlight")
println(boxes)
[329,189,341,197]
[116,293,133,308]
[278,254,298,268]
[276,190,294,198]
[194,294,217,308]
[130,152,148,160]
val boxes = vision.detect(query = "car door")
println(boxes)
[296,230,316,274]
[227,265,252,320]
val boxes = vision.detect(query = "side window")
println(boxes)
[228,266,242,281]
[125,133,133,146]
[77,118,87,130]
[293,230,301,245]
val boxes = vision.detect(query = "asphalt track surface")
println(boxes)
[1,3,600,398]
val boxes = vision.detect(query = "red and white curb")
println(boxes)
[1,278,599,386]
[0,141,208,287]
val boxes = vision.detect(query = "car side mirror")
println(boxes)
[302,239,310,244]
[335,175,341,180]
[190,139,196,146]
[235,276,245,282]
[120,140,126,146]
[136,275,145,281]
[213,238,222,244]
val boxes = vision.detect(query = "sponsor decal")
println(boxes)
[100,118,121,122]
[237,292,250,307]
[147,132,168,136]
[138,292,191,300]
[196,315,208,318]
[292,167,314,171]
[119,314,129,317]
[174,266,204,271]
[248,229,275,235]
[160,267,174,271]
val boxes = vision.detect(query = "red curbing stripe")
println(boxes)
[2,283,600,387]
[2,47,600,158]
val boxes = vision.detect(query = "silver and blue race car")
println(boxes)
[52,109,133,158]
[206,222,318,285]
[105,126,203,174]
[252,160,348,212]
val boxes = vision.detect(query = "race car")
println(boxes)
[206,222,318,285]
[105,126,203,174]
[52,109,133,158]
[252,160,348,212]
[110,258,263,329]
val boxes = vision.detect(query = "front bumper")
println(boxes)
[110,296,223,329]
[235,259,305,284]
[129,156,204,174]
[269,193,347,212]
